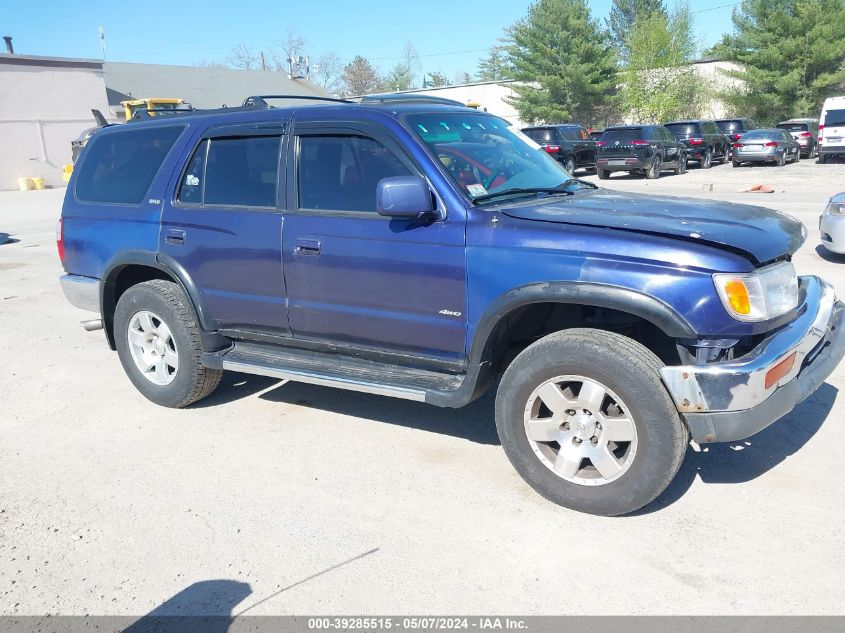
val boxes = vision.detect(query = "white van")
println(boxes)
[819,95,845,163]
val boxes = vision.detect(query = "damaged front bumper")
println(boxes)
[661,276,845,443]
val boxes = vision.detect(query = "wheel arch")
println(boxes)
[100,251,226,351]
[468,282,696,369]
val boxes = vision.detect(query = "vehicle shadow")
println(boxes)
[258,379,500,445]
[121,579,252,632]
[635,382,838,515]
[0,233,19,245]
[815,244,845,263]
[188,372,281,408]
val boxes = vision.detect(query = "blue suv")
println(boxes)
[58,95,845,515]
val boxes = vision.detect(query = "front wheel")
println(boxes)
[563,157,576,174]
[114,280,222,408]
[674,154,687,175]
[495,329,688,516]
[700,149,712,169]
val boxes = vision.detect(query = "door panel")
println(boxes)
[282,124,467,363]
[160,125,290,335]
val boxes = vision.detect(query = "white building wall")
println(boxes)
[0,56,112,190]
[395,81,526,128]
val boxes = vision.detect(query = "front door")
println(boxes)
[160,121,290,336]
[281,117,467,366]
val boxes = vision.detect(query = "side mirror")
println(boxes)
[377,176,437,219]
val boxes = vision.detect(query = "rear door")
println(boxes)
[160,120,290,337]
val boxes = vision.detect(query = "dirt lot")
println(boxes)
[1,157,845,617]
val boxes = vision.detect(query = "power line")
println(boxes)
[691,1,743,14]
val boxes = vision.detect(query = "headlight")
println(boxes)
[824,200,845,216]
[713,261,799,322]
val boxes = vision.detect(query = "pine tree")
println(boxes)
[477,44,513,81]
[341,56,383,96]
[508,0,618,124]
[714,0,845,123]
[608,0,668,61]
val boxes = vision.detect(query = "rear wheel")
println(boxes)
[818,153,827,164]
[732,159,741,167]
[777,151,787,167]
[495,329,688,516]
[700,149,712,169]
[563,157,576,174]
[793,148,801,163]
[597,168,610,179]
[674,153,687,175]
[114,280,222,408]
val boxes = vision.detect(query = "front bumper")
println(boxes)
[661,276,845,443]
[820,213,845,253]
[60,274,100,313]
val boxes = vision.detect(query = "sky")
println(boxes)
[0,0,742,81]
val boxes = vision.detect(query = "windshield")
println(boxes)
[665,123,701,136]
[717,120,741,132]
[600,128,644,142]
[407,113,568,200]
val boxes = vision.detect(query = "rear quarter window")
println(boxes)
[75,125,184,204]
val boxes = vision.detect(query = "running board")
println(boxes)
[215,341,465,403]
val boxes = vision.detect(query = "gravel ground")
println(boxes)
[1,156,845,617]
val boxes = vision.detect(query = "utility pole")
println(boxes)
[259,50,267,71]
[98,26,106,62]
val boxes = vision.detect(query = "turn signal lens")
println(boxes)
[724,280,751,315]
[765,352,797,389]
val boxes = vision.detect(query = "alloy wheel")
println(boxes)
[127,310,179,386]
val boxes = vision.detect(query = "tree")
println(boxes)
[453,70,472,85]
[507,0,618,125]
[713,0,845,124]
[608,0,668,62]
[384,43,420,91]
[619,2,706,122]
[313,52,344,94]
[425,71,450,87]
[272,28,309,76]
[228,44,259,70]
[341,56,383,96]
[477,31,515,81]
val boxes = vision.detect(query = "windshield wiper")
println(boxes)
[473,187,574,204]
[559,178,598,190]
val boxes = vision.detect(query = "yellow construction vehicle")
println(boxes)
[120,98,192,121]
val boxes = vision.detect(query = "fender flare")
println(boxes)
[100,250,224,350]
[467,281,697,365]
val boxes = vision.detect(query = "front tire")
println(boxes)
[114,280,222,408]
[495,329,688,516]
[699,149,712,169]
[563,157,576,174]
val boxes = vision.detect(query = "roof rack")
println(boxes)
[354,93,466,107]
[242,94,351,108]
[128,107,197,121]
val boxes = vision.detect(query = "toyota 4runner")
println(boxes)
[59,96,845,516]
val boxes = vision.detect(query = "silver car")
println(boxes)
[731,128,802,166]
[820,192,845,254]
[777,118,820,158]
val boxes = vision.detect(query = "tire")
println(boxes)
[777,151,786,167]
[700,149,712,169]
[645,155,662,179]
[674,153,687,175]
[597,168,610,180]
[714,145,726,164]
[818,153,827,164]
[793,149,801,163]
[495,329,689,516]
[732,159,741,167]
[564,157,576,174]
[114,279,222,408]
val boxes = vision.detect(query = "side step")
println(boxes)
[215,341,465,403]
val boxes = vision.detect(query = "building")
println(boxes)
[0,49,328,191]
[0,53,112,190]
[103,62,329,120]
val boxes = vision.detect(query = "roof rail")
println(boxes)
[242,95,351,108]
[128,107,197,121]
[354,93,466,107]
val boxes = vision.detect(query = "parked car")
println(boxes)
[521,124,596,173]
[716,117,757,144]
[589,130,603,141]
[820,192,845,254]
[819,96,845,163]
[664,119,730,168]
[595,124,687,179]
[731,128,801,166]
[59,95,845,516]
[777,118,819,158]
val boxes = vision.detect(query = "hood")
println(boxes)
[500,189,806,265]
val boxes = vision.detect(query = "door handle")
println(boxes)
[294,239,321,255]
[165,229,186,245]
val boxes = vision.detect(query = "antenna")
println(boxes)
[98,26,106,62]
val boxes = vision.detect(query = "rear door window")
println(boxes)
[824,110,845,127]
[561,128,581,141]
[203,136,280,207]
[75,125,184,204]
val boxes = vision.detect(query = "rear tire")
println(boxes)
[818,153,827,164]
[700,149,712,169]
[777,152,786,167]
[114,280,222,408]
[564,157,576,174]
[645,155,662,179]
[597,169,610,180]
[495,329,688,516]
[732,159,741,167]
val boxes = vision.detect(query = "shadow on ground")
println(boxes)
[636,382,838,514]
